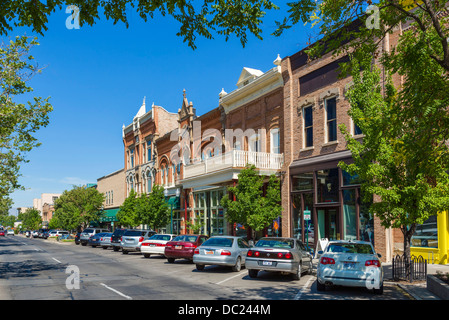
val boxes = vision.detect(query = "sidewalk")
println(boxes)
[383,262,449,300]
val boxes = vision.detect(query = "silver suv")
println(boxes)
[121,229,156,254]
[80,228,109,246]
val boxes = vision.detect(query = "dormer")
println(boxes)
[236,67,264,88]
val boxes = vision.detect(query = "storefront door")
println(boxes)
[317,208,340,241]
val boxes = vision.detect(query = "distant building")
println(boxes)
[33,193,61,216]
[97,168,125,230]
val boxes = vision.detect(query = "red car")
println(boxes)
[0,230,5,236]
[164,234,208,263]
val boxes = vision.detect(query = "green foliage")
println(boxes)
[136,184,170,231]
[0,1,278,50]
[53,186,105,231]
[0,35,52,210]
[220,165,282,237]
[19,208,41,230]
[117,189,140,228]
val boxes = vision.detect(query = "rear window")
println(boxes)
[150,235,172,241]
[255,239,294,249]
[326,243,374,254]
[203,237,233,247]
[124,230,146,236]
[83,229,93,233]
[112,229,126,236]
[173,235,198,242]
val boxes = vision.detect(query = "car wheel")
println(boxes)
[248,269,258,278]
[232,257,242,272]
[292,263,302,280]
[167,258,175,263]
[143,254,151,258]
[102,246,108,250]
[307,260,313,275]
[81,243,86,246]
[316,280,326,292]
[373,283,384,295]
[113,247,119,252]
[196,264,205,271]
[122,250,128,254]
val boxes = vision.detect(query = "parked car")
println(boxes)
[48,230,70,238]
[316,240,383,294]
[88,232,110,247]
[80,228,109,246]
[245,237,313,280]
[120,229,156,254]
[193,236,252,272]
[42,230,52,239]
[100,232,113,249]
[37,229,47,238]
[7,229,14,236]
[111,228,127,252]
[0,230,5,237]
[141,234,176,258]
[75,232,81,245]
[32,230,39,238]
[25,230,31,237]
[164,234,208,263]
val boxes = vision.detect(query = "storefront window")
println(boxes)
[291,193,314,249]
[411,216,438,248]
[316,168,339,203]
[292,172,313,191]
[343,189,357,241]
[359,198,374,246]
[342,170,361,186]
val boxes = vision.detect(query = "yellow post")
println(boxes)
[438,211,448,265]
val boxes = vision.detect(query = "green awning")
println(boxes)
[100,208,120,222]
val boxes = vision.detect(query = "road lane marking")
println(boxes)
[100,283,132,300]
[215,271,247,285]
[294,277,314,300]
[52,257,62,263]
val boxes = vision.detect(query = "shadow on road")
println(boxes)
[0,260,65,279]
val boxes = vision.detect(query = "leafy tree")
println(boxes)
[137,184,170,231]
[339,53,449,263]
[275,0,449,264]
[0,36,52,210]
[220,165,282,239]
[19,208,42,230]
[117,189,140,228]
[0,0,278,50]
[53,185,105,231]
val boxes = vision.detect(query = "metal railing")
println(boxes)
[392,254,427,282]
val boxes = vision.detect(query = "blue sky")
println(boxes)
[8,4,313,213]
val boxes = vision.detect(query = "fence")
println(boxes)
[392,254,427,282]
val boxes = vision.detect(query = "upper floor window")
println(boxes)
[147,141,152,162]
[326,97,337,142]
[130,149,135,168]
[303,106,313,148]
[270,128,280,154]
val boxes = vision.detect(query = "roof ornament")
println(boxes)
[273,54,282,66]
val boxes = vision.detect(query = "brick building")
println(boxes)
[96,168,125,229]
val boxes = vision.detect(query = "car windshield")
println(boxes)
[202,237,233,247]
[150,235,172,241]
[255,239,294,249]
[83,229,93,233]
[113,229,126,236]
[173,235,198,242]
[326,243,374,254]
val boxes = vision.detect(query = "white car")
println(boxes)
[6,229,14,236]
[141,234,176,258]
[316,240,383,294]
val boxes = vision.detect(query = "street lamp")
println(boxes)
[165,188,180,234]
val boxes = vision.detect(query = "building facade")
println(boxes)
[96,168,126,229]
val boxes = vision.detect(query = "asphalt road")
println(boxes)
[0,235,411,302]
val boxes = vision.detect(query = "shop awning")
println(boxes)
[100,208,120,222]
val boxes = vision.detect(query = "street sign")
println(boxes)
[304,210,311,221]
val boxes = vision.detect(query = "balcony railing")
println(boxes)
[183,150,284,179]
